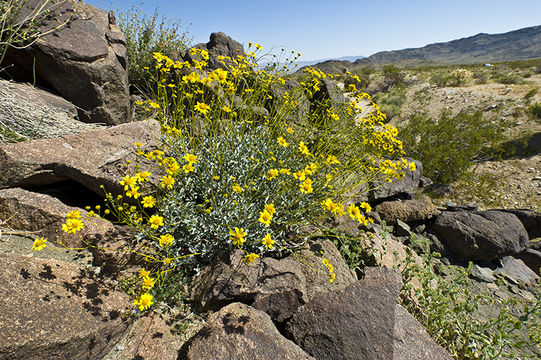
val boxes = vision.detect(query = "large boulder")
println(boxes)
[0,120,160,197]
[431,210,529,262]
[0,253,131,359]
[183,302,314,360]
[495,256,539,287]
[498,209,541,240]
[184,32,245,70]
[514,249,541,275]
[2,0,130,125]
[285,267,400,360]
[0,79,103,142]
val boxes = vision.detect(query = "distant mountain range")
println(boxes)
[300,25,541,72]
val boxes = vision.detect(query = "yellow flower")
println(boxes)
[184,153,198,164]
[195,102,210,115]
[213,68,228,82]
[232,184,243,193]
[325,155,340,165]
[321,198,334,211]
[348,84,356,92]
[148,215,164,229]
[277,136,289,147]
[148,101,160,109]
[161,175,175,189]
[222,106,232,113]
[286,126,294,134]
[299,141,311,157]
[120,175,137,190]
[142,196,156,208]
[135,171,151,182]
[280,168,291,175]
[62,218,84,233]
[229,227,247,246]
[408,162,417,172]
[359,202,372,213]
[255,43,263,50]
[134,293,154,311]
[262,233,274,250]
[259,210,272,226]
[347,204,361,221]
[159,234,174,247]
[138,268,150,278]
[182,163,195,173]
[243,253,259,265]
[125,186,140,199]
[300,178,313,194]
[267,168,279,180]
[142,276,155,290]
[32,237,47,251]
[264,203,276,215]
[66,210,81,220]
[134,142,143,147]
[213,175,220,181]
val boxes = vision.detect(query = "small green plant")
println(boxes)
[524,88,537,101]
[430,70,452,87]
[401,249,541,359]
[399,110,508,184]
[527,102,541,121]
[116,4,192,94]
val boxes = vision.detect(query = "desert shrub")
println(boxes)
[372,84,406,121]
[116,5,192,94]
[43,49,413,311]
[0,0,71,66]
[399,111,507,184]
[524,88,537,101]
[340,71,370,91]
[449,68,473,87]
[430,70,452,87]
[401,248,541,359]
[491,71,520,85]
[527,102,541,121]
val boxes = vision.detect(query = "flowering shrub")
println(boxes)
[34,44,414,311]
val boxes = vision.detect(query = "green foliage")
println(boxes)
[116,5,192,94]
[401,249,541,359]
[373,84,406,122]
[329,232,377,278]
[399,111,507,184]
[430,70,453,87]
[524,88,537,101]
[527,102,541,121]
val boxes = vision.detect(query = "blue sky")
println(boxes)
[88,0,541,61]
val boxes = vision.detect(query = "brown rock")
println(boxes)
[114,312,180,360]
[3,0,130,125]
[0,120,161,197]
[0,253,131,360]
[185,32,245,70]
[190,250,306,316]
[184,302,314,360]
[393,304,453,359]
[285,267,402,360]
[376,199,438,224]
[369,158,423,201]
[297,239,357,301]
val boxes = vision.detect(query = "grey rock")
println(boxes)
[375,199,438,224]
[395,219,412,237]
[184,303,314,360]
[471,264,496,283]
[498,209,541,240]
[495,256,539,286]
[185,32,245,70]
[515,249,541,275]
[431,210,529,261]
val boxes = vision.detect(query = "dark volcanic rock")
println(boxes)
[495,256,539,286]
[285,267,402,360]
[184,302,314,360]
[3,0,130,125]
[498,209,541,240]
[369,158,423,201]
[375,199,438,224]
[431,210,529,261]
[514,249,541,275]
[185,32,245,70]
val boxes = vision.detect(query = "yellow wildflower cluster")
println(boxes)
[322,258,336,283]
[62,210,84,234]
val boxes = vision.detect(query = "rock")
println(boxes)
[312,78,346,112]
[375,199,438,224]
[530,241,541,251]
[0,80,103,142]
[514,249,541,275]
[3,1,130,125]
[111,312,180,360]
[252,289,306,324]
[268,79,310,124]
[0,253,130,359]
[369,158,423,201]
[430,210,529,262]
[183,302,314,360]
[0,120,160,197]
[185,32,245,70]
[470,264,496,283]
[395,219,412,237]
[495,256,539,287]
[296,239,357,301]
[285,267,402,360]
[498,209,541,240]
[190,250,306,316]
[370,231,423,270]
[0,188,142,274]
[393,304,453,360]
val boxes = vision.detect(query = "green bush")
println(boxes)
[399,111,507,184]
[527,102,541,121]
[430,70,452,87]
[116,5,192,94]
